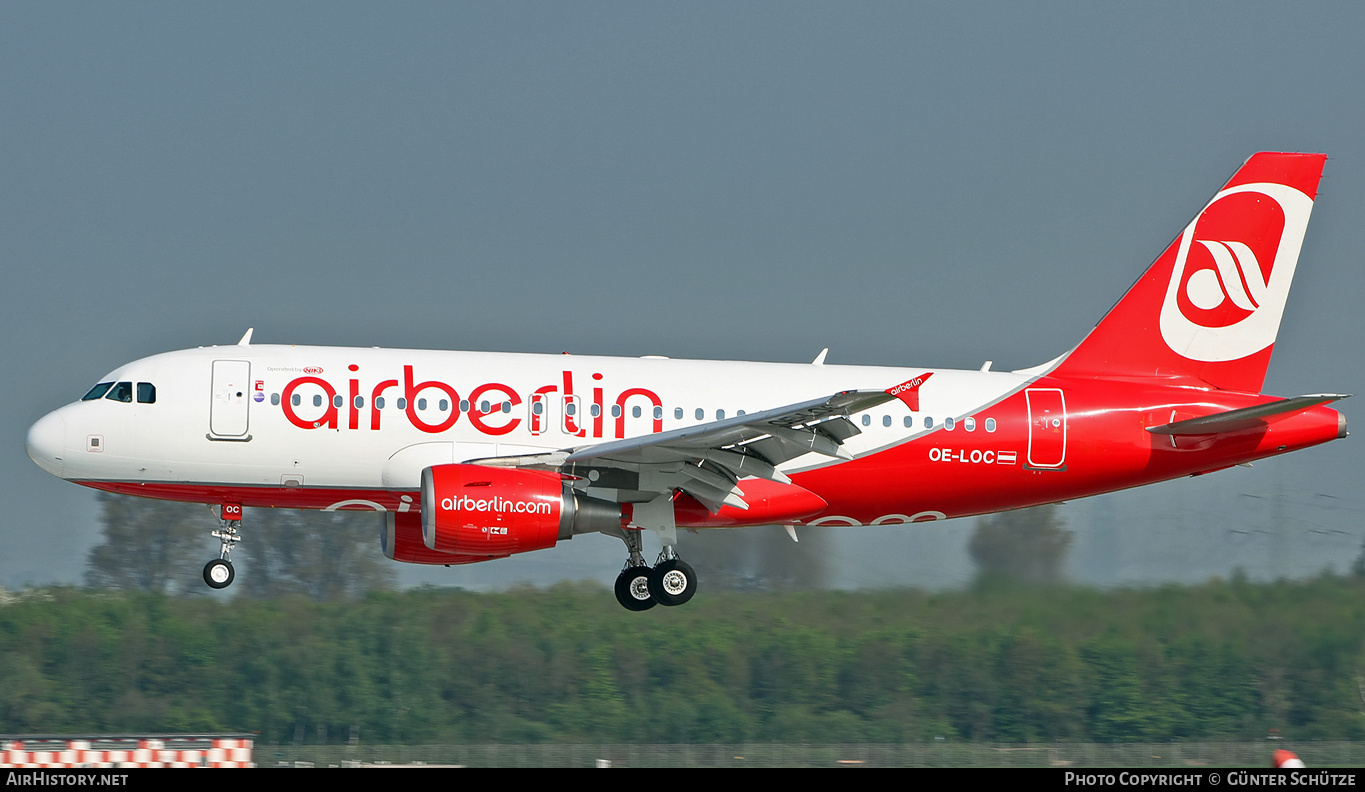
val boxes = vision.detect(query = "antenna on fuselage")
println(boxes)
[237,328,254,346]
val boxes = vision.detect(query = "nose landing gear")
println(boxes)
[204,503,242,590]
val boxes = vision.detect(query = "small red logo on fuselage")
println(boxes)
[886,373,933,412]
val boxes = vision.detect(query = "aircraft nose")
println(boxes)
[26,410,67,478]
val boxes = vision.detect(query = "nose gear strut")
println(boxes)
[203,503,242,589]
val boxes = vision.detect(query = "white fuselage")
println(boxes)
[28,343,1024,516]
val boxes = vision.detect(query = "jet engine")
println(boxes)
[421,464,622,556]
[382,511,499,565]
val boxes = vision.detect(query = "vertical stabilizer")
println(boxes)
[1053,152,1326,393]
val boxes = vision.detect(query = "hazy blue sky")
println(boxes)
[5,2,1364,591]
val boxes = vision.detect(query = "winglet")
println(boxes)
[812,348,829,366]
[237,328,254,346]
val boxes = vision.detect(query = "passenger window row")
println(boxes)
[859,413,998,432]
[263,389,998,435]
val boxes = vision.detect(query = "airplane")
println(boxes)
[25,152,1349,610]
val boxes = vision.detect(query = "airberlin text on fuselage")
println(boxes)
[278,366,664,440]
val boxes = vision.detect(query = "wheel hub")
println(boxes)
[661,569,688,596]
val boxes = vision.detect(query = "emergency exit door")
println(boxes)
[1025,388,1066,469]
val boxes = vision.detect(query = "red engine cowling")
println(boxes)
[382,511,503,565]
[422,464,622,556]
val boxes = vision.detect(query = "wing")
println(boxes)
[464,389,895,513]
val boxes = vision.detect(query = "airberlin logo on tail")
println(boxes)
[1159,182,1314,362]
[1188,240,1267,312]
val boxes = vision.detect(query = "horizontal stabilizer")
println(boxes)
[1146,394,1349,436]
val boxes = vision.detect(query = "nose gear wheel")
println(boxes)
[203,558,235,589]
[204,506,243,589]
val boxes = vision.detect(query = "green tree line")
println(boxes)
[2,576,1364,744]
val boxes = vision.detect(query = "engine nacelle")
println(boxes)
[382,511,503,565]
[421,464,622,556]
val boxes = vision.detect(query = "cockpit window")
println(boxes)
[82,382,114,401]
[82,381,155,404]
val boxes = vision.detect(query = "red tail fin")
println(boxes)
[1053,152,1326,393]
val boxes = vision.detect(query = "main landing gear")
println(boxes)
[613,529,698,611]
[615,565,655,611]
[203,503,242,590]
[651,552,698,607]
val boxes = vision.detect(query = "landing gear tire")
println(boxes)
[203,559,235,589]
[615,566,657,611]
[649,558,697,607]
